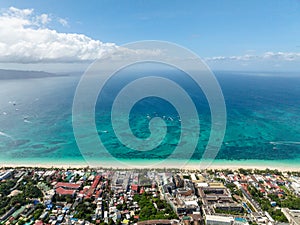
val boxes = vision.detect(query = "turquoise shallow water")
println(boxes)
[0,70,299,168]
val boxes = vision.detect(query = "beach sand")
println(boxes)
[0,159,299,171]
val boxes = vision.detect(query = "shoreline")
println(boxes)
[0,159,299,171]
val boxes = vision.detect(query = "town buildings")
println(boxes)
[0,168,299,225]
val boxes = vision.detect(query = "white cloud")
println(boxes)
[262,51,300,61]
[36,13,51,25]
[205,52,300,62]
[0,7,119,63]
[205,52,300,71]
[58,18,68,27]
[5,7,34,18]
[0,7,162,64]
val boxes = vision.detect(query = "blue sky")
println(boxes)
[0,0,300,72]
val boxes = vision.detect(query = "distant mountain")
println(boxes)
[0,69,66,80]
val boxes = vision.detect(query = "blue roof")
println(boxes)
[235,217,247,222]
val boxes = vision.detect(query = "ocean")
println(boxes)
[0,69,299,168]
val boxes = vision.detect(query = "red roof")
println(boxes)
[35,221,44,225]
[131,184,139,191]
[140,188,145,194]
[56,187,75,195]
[86,187,95,198]
[95,190,101,198]
[92,175,101,188]
[55,182,80,190]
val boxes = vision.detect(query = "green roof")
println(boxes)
[12,206,26,218]
[182,216,191,221]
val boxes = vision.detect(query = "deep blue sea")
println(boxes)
[0,69,299,168]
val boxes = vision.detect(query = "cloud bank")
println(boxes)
[0,7,119,63]
[205,52,300,71]
[205,52,300,62]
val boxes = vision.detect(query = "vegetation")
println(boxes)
[116,202,127,211]
[226,183,243,198]
[268,193,300,210]
[214,177,225,183]
[33,208,44,220]
[134,193,178,221]
[238,168,252,175]
[215,208,245,215]
[52,194,73,203]
[287,171,300,176]
[247,185,288,222]
[0,178,43,216]
[253,169,282,176]
[73,199,97,222]
[0,179,16,195]
[21,182,43,198]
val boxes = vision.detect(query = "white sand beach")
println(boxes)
[0,159,299,171]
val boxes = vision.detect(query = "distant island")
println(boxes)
[0,69,67,80]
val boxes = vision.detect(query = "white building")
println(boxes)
[281,208,300,225]
[206,215,234,225]
[291,182,300,194]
